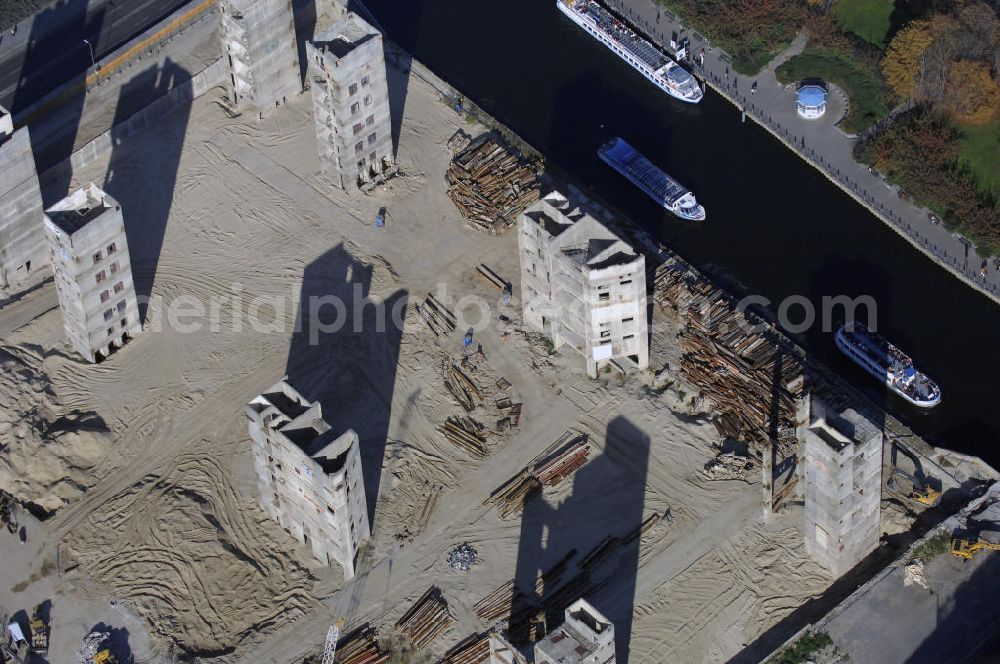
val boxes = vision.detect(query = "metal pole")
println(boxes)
[82,38,97,74]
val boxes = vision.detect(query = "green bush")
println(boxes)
[774,631,834,664]
[775,48,888,133]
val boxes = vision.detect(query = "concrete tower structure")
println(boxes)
[534,599,616,664]
[219,0,301,117]
[518,190,648,378]
[801,397,882,577]
[0,104,47,296]
[247,378,370,579]
[43,184,141,362]
[306,12,395,190]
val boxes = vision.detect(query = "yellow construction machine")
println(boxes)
[93,649,119,664]
[950,537,1000,559]
[888,465,941,508]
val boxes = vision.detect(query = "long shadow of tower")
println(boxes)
[510,416,650,662]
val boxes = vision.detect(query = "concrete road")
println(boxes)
[0,0,192,113]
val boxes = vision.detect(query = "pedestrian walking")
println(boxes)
[724,66,729,81]
[751,80,757,95]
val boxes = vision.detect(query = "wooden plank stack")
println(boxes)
[441,416,488,459]
[486,471,542,520]
[396,586,453,649]
[447,135,542,235]
[333,624,389,664]
[444,361,482,413]
[439,632,490,664]
[474,580,520,622]
[418,294,457,338]
[653,259,805,459]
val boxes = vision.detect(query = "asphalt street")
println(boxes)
[0,0,191,113]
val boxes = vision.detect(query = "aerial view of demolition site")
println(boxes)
[1,1,999,663]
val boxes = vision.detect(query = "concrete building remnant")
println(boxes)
[801,397,882,577]
[534,599,616,664]
[519,190,648,378]
[219,0,301,117]
[306,12,395,190]
[0,104,47,296]
[247,378,370,578]
[43,184,141,362]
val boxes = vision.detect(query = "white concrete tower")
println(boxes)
[306,12,395,190]
[247,378,370,579]
[43,184,142,362]
[0,104,47,296]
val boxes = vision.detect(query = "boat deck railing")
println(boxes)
[577,1,667,70]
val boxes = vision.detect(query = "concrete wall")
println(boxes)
[219,0,300,116]
[43,184,141,362]
[307,12,393,189]
[0,123,47,295]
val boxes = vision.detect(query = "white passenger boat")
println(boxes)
[835,324,941,408]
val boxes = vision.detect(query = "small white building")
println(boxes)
[534,599,616,664]
[801,397,882,577]
[43,184,142,362]
[796,83,828,119]
[307,12,395,190]
[518,191,648,378]
[247,378,370,578]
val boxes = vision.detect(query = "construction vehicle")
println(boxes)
[950,537,1000,559]
[93,648,119,664]
[321,618,345,664]
[887,464,941,508]
[28,605,47,655]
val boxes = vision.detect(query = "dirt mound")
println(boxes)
[0,345,110,513]
[64,453,322,656]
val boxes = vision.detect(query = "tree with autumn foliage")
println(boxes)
[882,21,933,100]
[944,60,1000,124]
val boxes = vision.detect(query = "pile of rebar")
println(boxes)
[444,361,484,413]
[653,259,805,458]
[486,471,542,520]
[447,135,542,235]
[474,580,520,622]
[530,433,591,486]
[334,624,389,664]
[441,416,488,458]
[418,294,457,338]
[439,632,490,664]
[395,587,453,649]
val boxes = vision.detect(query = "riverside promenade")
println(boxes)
[604,0,1000,305]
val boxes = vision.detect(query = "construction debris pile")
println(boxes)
[447,543,479,571]
[446,134,542,235]
[439,352,521,458]
[76,628,115,664]
[487,431,590,519]
[439,632,491,664]
[0,491,18,535]
[332,624,389,664]
[394,586,453,649]
[654,259,805,459]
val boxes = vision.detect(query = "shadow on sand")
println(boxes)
[284,242,407,532]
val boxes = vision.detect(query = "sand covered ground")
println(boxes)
[0,59,913,663]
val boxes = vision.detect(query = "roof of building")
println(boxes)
[247,378,357,474]
[525,192,640,271]
[45,183,116,235]
[797,85,827,107]
[312,13,379,59]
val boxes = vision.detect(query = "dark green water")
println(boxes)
[363,0,1000,466]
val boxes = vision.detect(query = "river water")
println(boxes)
[362,0,1000,466]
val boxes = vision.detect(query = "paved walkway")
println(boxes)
[605,0,1000,305]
